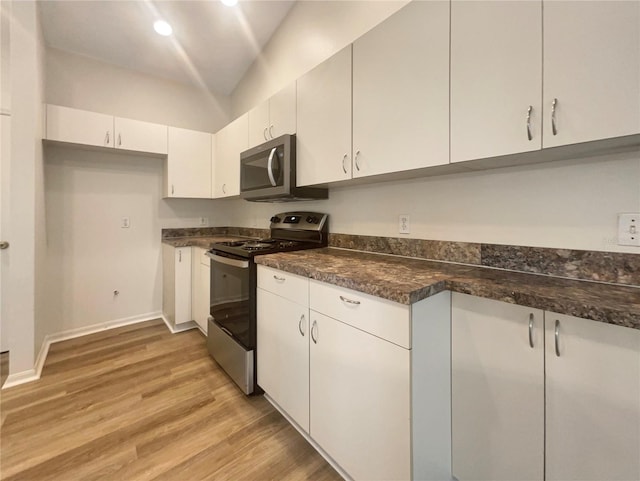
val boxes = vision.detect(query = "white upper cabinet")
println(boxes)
[45,105,169,155]
[166,127,212,198]
[543,1,640,147]
[451,1,543,163]
[114,117,167,155]
[46,104,114,148]
[545,313,640,481]
[297,46,352,186]
[248,82,297,149]
[352,1,449,177]
[214,113,248,198]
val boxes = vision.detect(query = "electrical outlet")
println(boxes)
[399,215,410,234]
[199,217,208,227]
[121,217,130,228]
[618,213,640,246]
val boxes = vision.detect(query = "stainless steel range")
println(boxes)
[206,212,328,394]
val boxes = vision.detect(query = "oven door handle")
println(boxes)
[206,252,249,269]
[267,147,278,187]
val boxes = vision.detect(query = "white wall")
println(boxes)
[46,48,230,133]
[231,0,408,116]
[230,1,640,254]
[6,0,45,375]
[42,50,235,338]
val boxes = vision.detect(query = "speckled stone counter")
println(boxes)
[162,235,253,249]
[255,248,640,330]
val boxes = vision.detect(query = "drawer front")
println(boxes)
[309,280,411,348]
[257,265,309,306]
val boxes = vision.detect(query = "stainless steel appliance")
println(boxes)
[206,212,328,394]
[240,134,328,202]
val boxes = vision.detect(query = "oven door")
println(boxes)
[206,252,252,349]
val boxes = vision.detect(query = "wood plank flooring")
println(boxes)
[0,320,342,481]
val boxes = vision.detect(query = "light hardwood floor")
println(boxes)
[0,320,342,481]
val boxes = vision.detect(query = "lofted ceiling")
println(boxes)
[38,0,296,96]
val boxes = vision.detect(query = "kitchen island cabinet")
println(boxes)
[451,293,640,481]
[256,264,452,481]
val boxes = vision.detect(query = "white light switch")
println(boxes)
[618,213,640,246]
[399,215,410,234]
[121,217,130,229]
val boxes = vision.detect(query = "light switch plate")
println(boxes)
[618,213,640,246]
[399,215,410,234]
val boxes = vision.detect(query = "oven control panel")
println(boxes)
[269,212,327,231]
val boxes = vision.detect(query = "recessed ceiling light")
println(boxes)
[221,0,238,6]
[153,20,173,36]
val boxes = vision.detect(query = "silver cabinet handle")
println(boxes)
[341,154,348,174]
[222,183,226,194]
[528,313,534,348]
[354,150,361,171]
[105,131,110,145]
[554,319,560,357]
[526,106,533,141]
[551,98,558,136]
[0,241,9,249]
[273,275,285,282]
[118,133,122,147]
[178,250,182,262]
[339,295,360,305]
[263,127,268,141]
[269,125,274,138]
[171,184,174,195]
[299,314,305,336]
[311,320,318,344]
[267,147,278,186]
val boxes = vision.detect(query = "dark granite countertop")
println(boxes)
[162,235,253,249]
[254,248,640,330]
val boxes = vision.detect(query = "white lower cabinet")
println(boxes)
[309,309,410,481]
[452,293,640,481]
[545,312,640,481]
[451,293,544,481]
[191,247,210,333]
[162,244,192,327]
[256,265,452,481]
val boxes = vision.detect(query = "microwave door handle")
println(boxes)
[267,147,278,187]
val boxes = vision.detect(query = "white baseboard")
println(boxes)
[160,315,198,334]
[1,311,164,390]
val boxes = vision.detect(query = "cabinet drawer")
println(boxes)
[309,280,410,349]
[257,265,308,306]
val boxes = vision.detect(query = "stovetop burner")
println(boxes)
[209,212,328,259]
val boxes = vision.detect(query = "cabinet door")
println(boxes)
[297,46,352,186]
[269,82,296,139]
[214,114,247,198]
[45,104,114,148]
[451,293,544,481]
[352,1,449,177]
[166,127,212,198]
[545,313,640,480]
[543,1,640,147]
[174,247,192,324]
[309,311,410,481]
[450,1,542,163]
[257,288,309,432]
[114,117,167,154]
[248,100,269,148]
[191,247,209,333]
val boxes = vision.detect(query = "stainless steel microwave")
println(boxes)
[240,134,328,202]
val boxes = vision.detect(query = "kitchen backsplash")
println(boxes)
[162,228,639,287]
